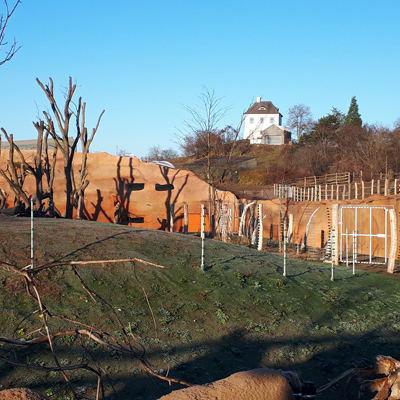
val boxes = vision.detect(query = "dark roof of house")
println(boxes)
[244,101,282,116]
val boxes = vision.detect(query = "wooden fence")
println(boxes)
[275,177,400,201]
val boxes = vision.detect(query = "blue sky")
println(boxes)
[1,0,399,158]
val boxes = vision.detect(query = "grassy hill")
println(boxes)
[1,216,400,399]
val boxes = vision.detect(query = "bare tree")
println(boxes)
[179,88,231,234]
[286,104,313,141]
[0,0,21,66]
[394,116,400,131]
[146,145,162,161]
[74,98,105,219]
[0,130,30,208]
[0,124,60,214]
[36,77,104,219]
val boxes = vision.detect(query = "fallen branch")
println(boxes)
[27,257,165,273]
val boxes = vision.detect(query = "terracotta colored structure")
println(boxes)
[0,151,237,233]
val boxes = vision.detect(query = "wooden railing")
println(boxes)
[275,174,400,201]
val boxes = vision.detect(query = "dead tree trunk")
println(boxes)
[0,126,57,213]
[74,99,105,219]
[36,77,79,218]
[0,130,30,208]
[36,77,104,219]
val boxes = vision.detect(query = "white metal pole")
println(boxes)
[331,228,334,281]
[283,220,287,277]
[257,204,263,251]
[353,230,356,275]
[30,197,34,269]
[201,205,206,271]
[385,208,388,263]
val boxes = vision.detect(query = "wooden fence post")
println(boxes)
[184,204,189,234]
[388,208,397,273]
[221,204,228,243]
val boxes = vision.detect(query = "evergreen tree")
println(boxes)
[345,96,362,125]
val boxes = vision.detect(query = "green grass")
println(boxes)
[0,218,399,399]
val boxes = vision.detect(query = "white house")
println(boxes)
[243,97,291,145]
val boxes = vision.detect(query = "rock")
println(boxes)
[0,388,49,400]
[158,367,301,400]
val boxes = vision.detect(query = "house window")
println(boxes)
[250,117,254,124]
[270,117,274,123]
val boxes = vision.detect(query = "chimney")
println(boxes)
[256,96,261,103]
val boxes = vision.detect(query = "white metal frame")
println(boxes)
[339,205,393,265]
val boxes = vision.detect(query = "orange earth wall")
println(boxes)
[0,151,237,232]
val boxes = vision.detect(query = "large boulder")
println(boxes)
[158,368,301,400]
[0,388,49,400]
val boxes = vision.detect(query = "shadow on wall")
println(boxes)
[113,157,146,225]
[88,189,113,223]
[157,165,189,231]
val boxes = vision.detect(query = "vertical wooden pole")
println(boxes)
[221,204,228,243]
[388,209,397,273]
[385,179,389,196]
[355,182,358,200]
[371,179,374,195]
[228,208,232,235]
[395,179,398,195]
[184,204,189,234]
[361,181,365,199]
